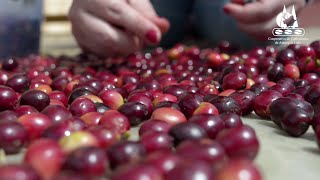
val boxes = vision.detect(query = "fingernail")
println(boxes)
[145,30,159,44]
[223,7,230,14]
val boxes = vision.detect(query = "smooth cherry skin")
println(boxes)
[67,87,95,104]
[178,93,203,118]
[140,131,174,153]
[99,89,124,110]
[312,112,320,130]
[0,164,41,180]
[24,138,65,180]
[315,126,320,149]
[118,102,150,126]
[229,90,256,116]
[281,108,311,137]
[81,79,104,93]
[219,89,236,97]
[50,171,90,180]
[19,89,50,111]
[0,110,18,123]
[151,106,187,127]
[99,110,130,135]
[95,102,111,114]
[63,146,109,177]
[69,97,97,117]
[164,160,215,180]
[41,105,73,124]
[276,48,296,65]
[2,58,18,71]
[189,114,225,139]
[0,85,18,110]
[176,139,228,170]
[296,45,316,59]
[153,101,181,111]
[107,140,146,169]
[0,121,27,154]
[128,93,153,114]
[49,98,67,107]
[163,85,187,98]
[169,122,208,146]
[209,96,242,115]
[87,125,120,149]
[222,71,247,90]
[252,90,283,119]
[270,98,298,128]
[220,113,243,129]
[18,113,53,141]
[42,120,74,141]
[139,119,171,136]
[193,102,219,115]
[207,52,224,67]
[284,63,300,79]
[15,105,39,117]
[152,93,178,105]
[310,40,320,58]
[110,163,162,180]
[286,93,304,100]
[216,125,259,160]
[0,70,9,85]
[80,112,103,126]
[49,91,68,107]
[197,83,219,96]
[304,84,320,104]
[269,81,295,96]
[5,73,31,93]
[144,151,182,174]
[59,131,99,153]
[51,76,69,92]
[267,63,284,82]
[81,94,103,104]
[249,82,270,96]
[217,159,262,180]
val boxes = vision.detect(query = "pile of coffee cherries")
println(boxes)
[0,40,319,180]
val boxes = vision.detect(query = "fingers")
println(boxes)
[127,0,170,33]
[224,0,282,24]
[70,9,141,57]
[150,17,170,34]
[87,0,162,45]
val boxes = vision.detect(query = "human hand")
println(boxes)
[224,0,306,40]
[69,0,170,57]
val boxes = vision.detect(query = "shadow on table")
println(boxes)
[302,147,320,155]
[257,120,280,129]
[243,113,266,120]
[272,128,316,142]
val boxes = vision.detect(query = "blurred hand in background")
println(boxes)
[224,0,306,40]
[69,0,169,57]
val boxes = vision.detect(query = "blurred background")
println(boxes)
[41,0,320,56]
[0,0,319,58]
[42,0,79,56]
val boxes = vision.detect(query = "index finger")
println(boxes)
[87,0,162,45]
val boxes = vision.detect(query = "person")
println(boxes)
[68,0,310,58]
